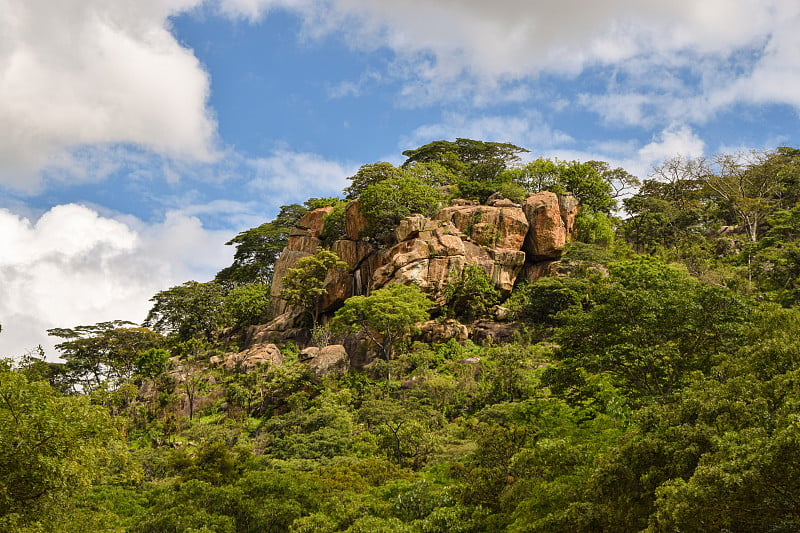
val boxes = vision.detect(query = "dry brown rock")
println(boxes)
[435,205,528,250]
[558,194,580,236]
[296,206,332,237]
[345,200,368,240]
[305,345,349,377]
[223,343,283,372]
[418,319,469,344]
[523,192,567,260]
[470,320,518,344]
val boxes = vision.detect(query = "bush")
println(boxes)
[359,177,445,243]
[443,264,501,321]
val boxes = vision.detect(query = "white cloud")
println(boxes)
[403,111,574,156]
[222,0,800,119]
[0,0,217,191]
[0,204,232,359]
[246,150,355,203]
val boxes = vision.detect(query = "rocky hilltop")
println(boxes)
[269,190,578,322]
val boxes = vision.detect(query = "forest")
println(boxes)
[3,139,800,532]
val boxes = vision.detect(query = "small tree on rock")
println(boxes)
[332,283,433,361]
[280,248,348,327]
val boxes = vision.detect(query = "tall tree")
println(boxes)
[144,281,226,342]
[0,369,125,529]
[48,321,162,391]
[402,138,528,182]
[280,248,348,327]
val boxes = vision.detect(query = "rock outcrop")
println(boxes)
[268,192,579,326]
[302,344,350,377]
[220,343,283,372]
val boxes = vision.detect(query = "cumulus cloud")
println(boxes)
[246,150,355,203]
[403,111,574,157]
[0,204,232,359]
[0,0,217,191]
[221,0,800,120]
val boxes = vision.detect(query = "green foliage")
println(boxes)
[358,176,445,242]
[574,209,616,246]
[332,283,433,361]
[504,157,616,213]
[402,138,528,183]
[48,321,163,391]
[507,277,591,327]
[549,257,749,401]
[0,369,127,529]
[144,281,227,342]
[222,282,271,328]
[443,264,501,321]
[344,162,407,199]
[280,248,348,326]
[320,200,349,245]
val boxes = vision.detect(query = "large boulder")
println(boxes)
[435,205,528,250]
[345,200,368,240]
[304,345,349,377]
[417,319,469,344]
[523,191,568,260]
[223,343,283,372]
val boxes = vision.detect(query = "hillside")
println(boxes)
[3,140,800,532]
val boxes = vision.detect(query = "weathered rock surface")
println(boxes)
[523,192,568,260]
[223,343,283,372]
[267,193,579,330]
[304,344,349,377]
[435,204,528,250]
[470,320,518,344]
[418,319,470,344]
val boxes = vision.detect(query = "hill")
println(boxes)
[3,140,800,532]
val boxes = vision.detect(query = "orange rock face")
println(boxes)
[269,193,579,318]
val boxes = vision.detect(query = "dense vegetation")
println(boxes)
[3,141,800,532]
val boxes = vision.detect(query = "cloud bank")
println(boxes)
[0,204,232,358]
[0,0,216,191]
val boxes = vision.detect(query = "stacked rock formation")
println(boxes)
[270,191,578,318]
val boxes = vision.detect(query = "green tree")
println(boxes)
[47,321,162,391]
[443,264,501,321]
[344,162,407,199]
[144,281,226,342]
[280,248,348,327]
[332,283,433,361]
[402,138,528,182]
[549,258,748,401]
[359,176,445,242]
[222,282,272,329]
[0,369,126,529]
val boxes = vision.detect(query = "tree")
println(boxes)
[550,258,749,401]
[0,369,125,529]
[222,283,272,329]
[505,158,616,213]
[402,138,528,182]
[144,281,226,342]
[359,176,445,242]
[443,264,501,322]
[332,283,433,361]
[344,162,407,199]
[216,203,307,285]
[280,248,348,327]
[706,151,782,242]
[48,321,163,391]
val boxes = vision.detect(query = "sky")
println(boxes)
[2,0,800,358]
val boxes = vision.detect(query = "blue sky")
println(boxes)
[2,0,800,356]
